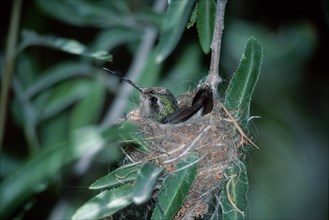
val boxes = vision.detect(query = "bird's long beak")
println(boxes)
[102,67,145,94]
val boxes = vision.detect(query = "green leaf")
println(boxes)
[224,37,263,130]
[90,163,141,190]
[132,163,164,205]
[20,31,112,61]
[134,9,163,27]
[69,79,106,130]
[0,154,22,178]
[0,126,113,219]
[0,124,135,219]
[220,163,249,220]
[101,122,140,141]
[35,0,115,27]
[11,80,40,150]
[187,3,198,29]
[36,0,96,26]
[16,54,38,90]
[36,0,148,28]
[91,28,141,52]
[24,62,93,99]
[72,184,134,220]
[39,111,69,147]
[156,0,196,63]
[197,0,216,54]
[37,79,92,121]
[151,153,198,220]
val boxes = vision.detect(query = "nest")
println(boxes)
[123,91,245,219]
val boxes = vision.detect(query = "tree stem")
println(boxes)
[0,0,22,149]
[207,0,227,94]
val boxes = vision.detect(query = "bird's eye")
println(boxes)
[149,96,158,103]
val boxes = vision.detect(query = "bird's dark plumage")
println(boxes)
[161,86,213,124]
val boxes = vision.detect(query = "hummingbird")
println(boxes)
[102,67,213,124]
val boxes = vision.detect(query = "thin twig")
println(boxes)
[225,173,245,216]
[172,154,206,174]
[206,0,227,94]
[101,0,167,127]
[0,0,22,149]
[163,125,211,164]
[221,103,259,149]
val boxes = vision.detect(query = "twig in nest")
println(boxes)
[172,154,206,174]
[225,173,245,216]
[121,147,136,163]
[220,103,259,149]
[163,125,211,164]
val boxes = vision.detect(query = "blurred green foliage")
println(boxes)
[0,0,327,220]
[151,153,198,220]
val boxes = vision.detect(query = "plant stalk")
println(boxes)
[207,0,227,94]
[0,0,22,149]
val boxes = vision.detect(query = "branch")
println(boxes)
[0,0,22,149]
[206,0,227,94]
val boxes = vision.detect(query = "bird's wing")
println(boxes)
[161,86,213,124]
